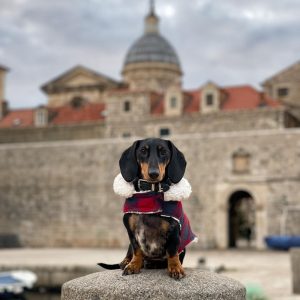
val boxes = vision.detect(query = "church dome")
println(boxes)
[124,33,181,67]
[122,1,182,92]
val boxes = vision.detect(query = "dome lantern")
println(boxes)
[145,0,159,34]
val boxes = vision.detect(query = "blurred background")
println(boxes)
[0,0,300,299]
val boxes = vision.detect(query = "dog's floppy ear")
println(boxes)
[167,141,187,184]
[119,140,140,182]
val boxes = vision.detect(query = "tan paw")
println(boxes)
[120,258,131,270]
[122,262,142,275]
[168,265,185,280]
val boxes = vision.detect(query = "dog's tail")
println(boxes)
[97,262,120,270]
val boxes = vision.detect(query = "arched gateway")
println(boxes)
[216,183,268,249]
[228,190,255,248]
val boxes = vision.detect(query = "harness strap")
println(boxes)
[133,178,171,192]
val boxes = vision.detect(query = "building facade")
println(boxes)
[0,3,300,249]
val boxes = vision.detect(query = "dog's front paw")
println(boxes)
[120,257,131,270]
[168,265,185,280]
[167,255,186,280]
[122,262,142,275]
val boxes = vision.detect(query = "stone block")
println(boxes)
[291,248,300,294]
[61,269,246,300]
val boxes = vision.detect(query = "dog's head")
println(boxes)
[119,138,186,184]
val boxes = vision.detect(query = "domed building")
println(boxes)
[38,1,182,108]
[122,1,182,92]
[2,1,300,257]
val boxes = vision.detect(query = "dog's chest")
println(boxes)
[134,215,170,258]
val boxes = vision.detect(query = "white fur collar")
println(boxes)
[113,173,192,201]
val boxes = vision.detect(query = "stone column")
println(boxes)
[62,269,246,300]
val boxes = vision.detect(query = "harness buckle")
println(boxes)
[151,183,155,191]
[138,179,148,191]
[137,179,162,192]
[151,183,162,192]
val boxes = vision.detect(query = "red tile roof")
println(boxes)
[0,109,34,128]
[0,85,280,128]
[148,85,279,116]
[183,90,200,113]
[221,85,280,110]
[0,103,106,128]
[50,103,105,125]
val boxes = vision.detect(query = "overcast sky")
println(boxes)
[1,0,300,108]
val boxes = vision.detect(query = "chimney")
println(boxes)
[0,65,9,119]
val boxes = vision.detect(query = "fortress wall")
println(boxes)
[109,108,295,138]
[0,108,296,144]
[0,123,105,144]
[0,129,300,248]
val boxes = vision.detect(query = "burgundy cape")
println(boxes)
[123,192,197,253]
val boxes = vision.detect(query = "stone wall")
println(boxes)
[0,123,105,144]
[263,62,300,107]
[108,107,297,138]
[0,128,300,248]
[1,107,298,144]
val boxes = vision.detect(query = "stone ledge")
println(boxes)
[61,269,246,300]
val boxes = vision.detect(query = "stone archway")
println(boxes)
[228,190,255,248]
[216,183,268,249]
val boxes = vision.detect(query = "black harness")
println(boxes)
[132,178,171,193]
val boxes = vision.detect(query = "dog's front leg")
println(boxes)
[122,247,143,275]
[123,214,144,275]
[119,244,133,270]
[166,224,185,279]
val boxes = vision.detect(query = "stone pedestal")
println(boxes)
[291,248,300,294]
[61,269,246,300]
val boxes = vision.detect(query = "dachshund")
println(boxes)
[99,138,195,279]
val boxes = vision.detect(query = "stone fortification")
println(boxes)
[1,128,300,249]
[0,123,104,144]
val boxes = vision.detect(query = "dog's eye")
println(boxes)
[140,147,147,155]
[159,148,167,156]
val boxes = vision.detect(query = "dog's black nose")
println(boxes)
[148,168,160,179]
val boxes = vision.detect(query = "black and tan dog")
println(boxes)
[99,138,195,279]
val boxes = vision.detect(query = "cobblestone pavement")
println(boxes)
[0,248,299,300]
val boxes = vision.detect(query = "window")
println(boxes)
[36,110,47,126]
[71,96,84,108]
[122,132,131,138]
[160,128,170,137]
[277,88,289,97]
[124,101,131,112]
[232,149,250,174]
[206,94,214,106]
[170,97,177,108]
